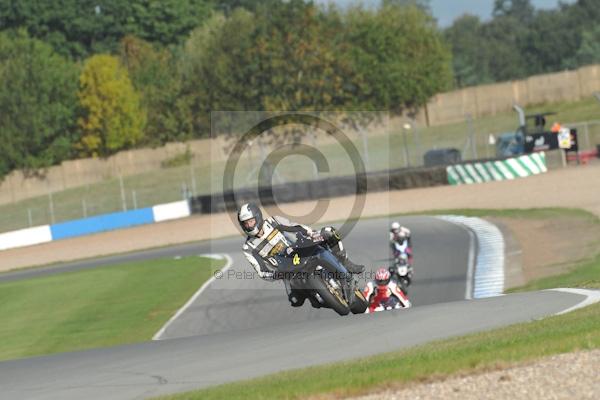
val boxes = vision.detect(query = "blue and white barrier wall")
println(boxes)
[0,200,191,252]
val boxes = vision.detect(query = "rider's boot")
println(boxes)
[343,257,365,274]
[332,246,365,274]
[321,226,365,275]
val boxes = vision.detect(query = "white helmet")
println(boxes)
[237,203,263,237]
[391,222,400,232]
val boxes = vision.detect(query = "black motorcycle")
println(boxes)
[389,253,413,294]
[272,232,368,316]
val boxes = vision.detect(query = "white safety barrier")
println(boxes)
[0,225,53,251]
[152,200,191,223]
[1,200,192,252]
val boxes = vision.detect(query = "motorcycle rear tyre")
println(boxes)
[309,273,350,316]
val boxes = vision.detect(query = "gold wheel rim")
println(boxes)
[324,278,348,307]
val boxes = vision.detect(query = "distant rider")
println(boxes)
[238,203,365,307]
[363,267,411,313]
[390,222,412,264]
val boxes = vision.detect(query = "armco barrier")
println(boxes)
[190,166,448,214]
[446,152,547,185]
[0,200,191,252]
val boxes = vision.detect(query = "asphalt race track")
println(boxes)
[157,216,472,338]
[0,216,594,399]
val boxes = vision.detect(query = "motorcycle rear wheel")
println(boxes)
[350,289,369,314]
[309,273,350,316]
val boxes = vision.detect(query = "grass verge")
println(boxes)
[397,207,599,222]
[0,255,223,362]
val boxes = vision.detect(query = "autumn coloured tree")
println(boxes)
[77,54,146,156]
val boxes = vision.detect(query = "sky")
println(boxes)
[315,0,577,27]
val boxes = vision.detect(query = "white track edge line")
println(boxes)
[550,288,600,315]
[152,254,233,341]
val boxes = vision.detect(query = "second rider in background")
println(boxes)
[390,221,413,264]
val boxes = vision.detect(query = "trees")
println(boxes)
[446,0,600,87]
[0,0,214,59]
[77,54,146,156]
[343,3,452,112]
[570,25,600,67]
[0,30,79,178]
[179,10,256,136]
[120,36,189,145]
[180,0,452,136]
[482,14,529,82]
[444,15,492,87]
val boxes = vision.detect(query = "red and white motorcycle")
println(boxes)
[363,268,411,313]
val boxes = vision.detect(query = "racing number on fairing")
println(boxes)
[293,253,300,265]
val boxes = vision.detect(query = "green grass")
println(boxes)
[400,207,599,221]
[2,97,599,233]
[0,256,223,362]
[319,206,599,229]
[510,253,600,292]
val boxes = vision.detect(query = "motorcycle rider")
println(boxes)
[363,267,411,313]
[388,252,413,293]
[390,222,413,264]
[238,203,365,307]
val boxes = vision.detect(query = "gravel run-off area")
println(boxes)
[351,350,600,400]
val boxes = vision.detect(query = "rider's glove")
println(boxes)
[310,231,324,243]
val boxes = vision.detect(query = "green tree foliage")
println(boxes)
[179,10,253,135]
[77,54,146,156]
[482,14,529,81]
[343,3,452,113]
[444,15,492,87]
[181,0,452,136]
[252,1,361,111]
[0,30,79,178]
[571,25,600,66]
[446,0,600,87]
[0,0,213,59]
[382,0,431,12]
[120,36,190,145]
[215,0,282,14]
